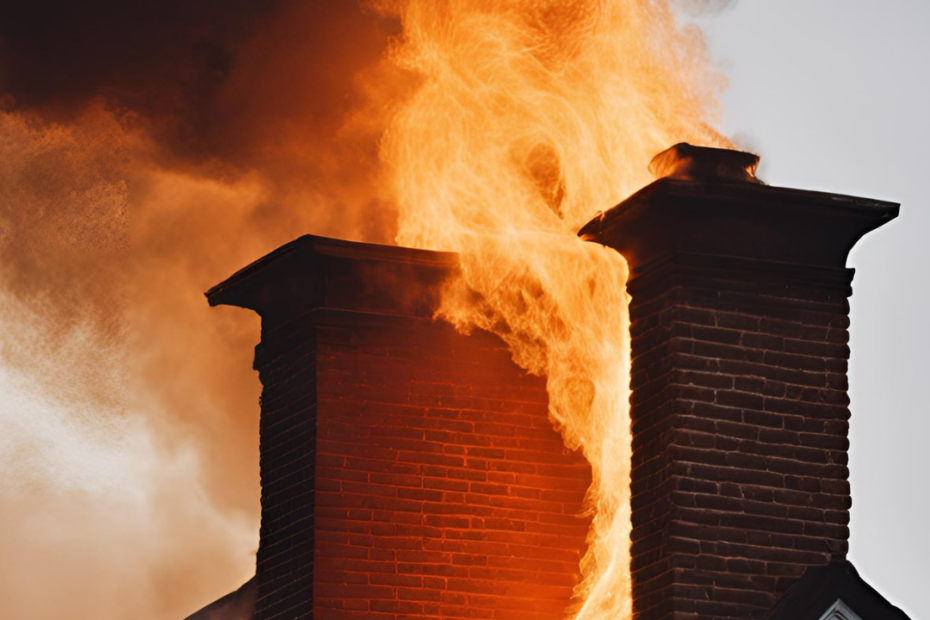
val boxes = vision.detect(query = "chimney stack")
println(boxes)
[195,144,908,620]
[579,144,898,620]
[206,237,592,620]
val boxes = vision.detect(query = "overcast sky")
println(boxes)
[697,3,929,617]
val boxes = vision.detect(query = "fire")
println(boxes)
[0,1,729,617]
[378,1,730,616]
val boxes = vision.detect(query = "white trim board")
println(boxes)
[818,599,864,620]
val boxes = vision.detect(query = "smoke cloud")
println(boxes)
[0,2,402,617]
[0,1,727,617]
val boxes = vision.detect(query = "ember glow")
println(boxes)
[0,1,728,618]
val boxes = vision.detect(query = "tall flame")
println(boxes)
[0,1,730,617]
[379,1,730,616]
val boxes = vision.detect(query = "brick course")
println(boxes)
[581,176,898,620]
[208,165,898,620]
[253,317,319,619]
[208,236,591,620]
[313,320,589,620]
[626,260,854,620]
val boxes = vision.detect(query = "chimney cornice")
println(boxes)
[579,178,899,278]
[205,234,457,324]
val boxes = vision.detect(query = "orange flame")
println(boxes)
[0,1,730,617]
[379,1,730,616]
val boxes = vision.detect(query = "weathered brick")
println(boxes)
[209,238,600,620]
[621,253,859,620]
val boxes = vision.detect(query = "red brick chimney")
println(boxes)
[206,237,592,620]
[578,143,899,620]
[195,144,905,620]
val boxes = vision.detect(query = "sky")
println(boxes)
[699,2,930,616]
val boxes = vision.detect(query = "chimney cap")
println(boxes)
[205,234,456,320]
[649,142,762,184]
[578,144,899,276]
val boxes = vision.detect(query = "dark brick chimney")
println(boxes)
[207,236,591,620]
[198,144,904,620]
[578,144,899,620]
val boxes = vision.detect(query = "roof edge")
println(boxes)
[765,560,911,620]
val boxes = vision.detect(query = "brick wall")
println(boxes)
[580,175,897,620]
[208,236,592,620]
[211,163,897,620]
[253,315,318,619]
[313,318,590,620]
[626,257,853,619]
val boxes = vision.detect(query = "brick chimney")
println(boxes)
[206,236,591,620]
[578,143,899,620]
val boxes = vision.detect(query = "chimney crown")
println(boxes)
[648,142,762,184]
[579,147,898,277]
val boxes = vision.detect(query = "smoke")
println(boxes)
[0,2,400,618]
[0,286,255,617]
[0,1,728,617]
[672,0,737,16]
[0,103,261,618]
